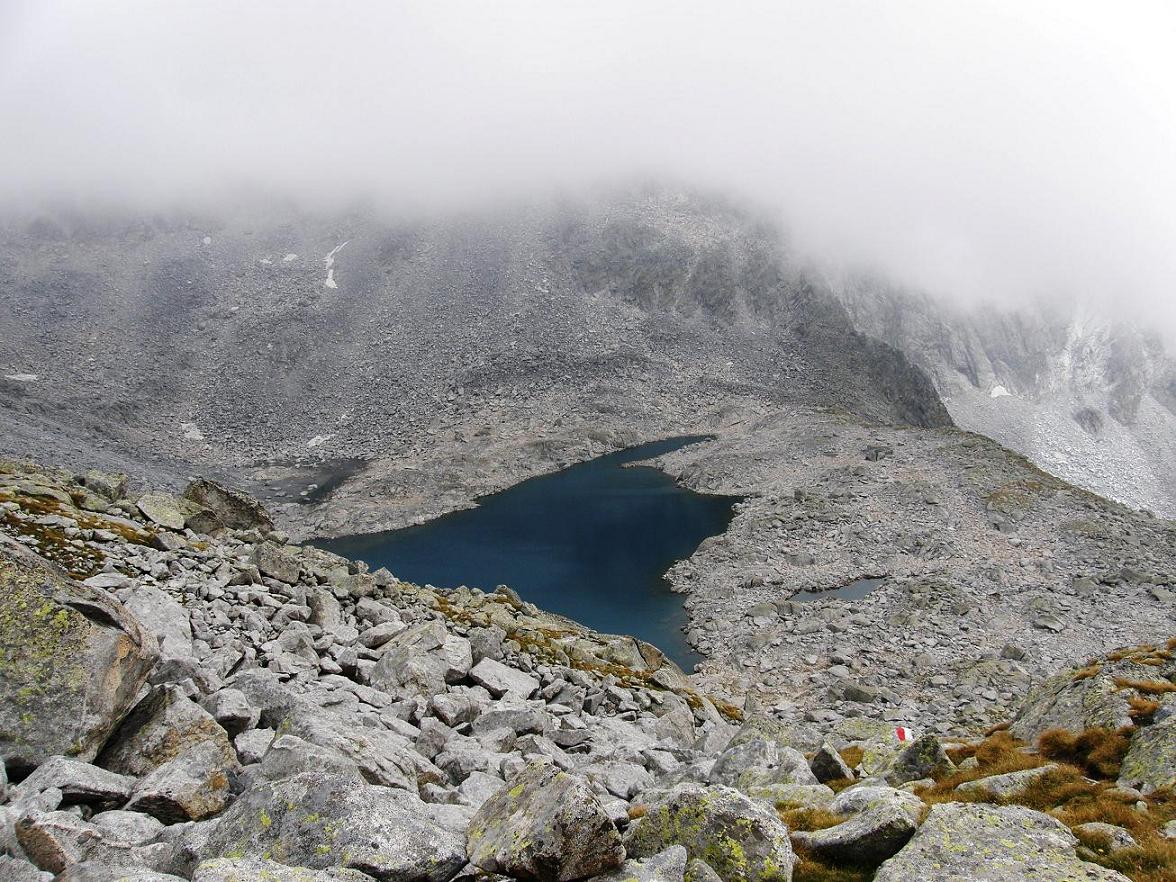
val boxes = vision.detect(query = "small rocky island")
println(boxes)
[1,459,1174,882]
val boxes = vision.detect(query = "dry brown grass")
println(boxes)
[1115,678,1176,696]
[824,776,855,794]
[908,727,1176,882]
[1074,661,1104,681]
[918,730,1048,802]
[1038,727,1132,779]
[791,853,875,882]
[1107,643,1174,666]
[1129,695,1162,725]
[839,745,864,770]
[626,804,647,821]
[1081,839,1176,882]
[778,807,846,832]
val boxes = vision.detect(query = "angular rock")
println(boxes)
[201,688,260,737]
[277,706,443,790]
[469,658,539,699]
[744,783,834,812]
[182,479,274,534]
[708,738,817,791]
[809,744,853,784]
[0,538,158,769]
[200,771,465,882]
[792,799,917,864]
[121,585,193,665]
[1117,718,1176,794]
[1009,669,1133,742]
[251,734,363,782]
[954,764,1060,798]
[829,784,923,822]
[251,542,302,585]
[125,740,238,822]
[684,858,722,882]
[0,855,52,882]
[466,761,624,882]
[136,493,188,530]
[873,803,1130,881]
[97,685,238,779]
[81,471,128,503]
[1073,822,1138,852]
[15,757,134,806]
[625,783,795,882]
[89,811,164,846]
[884,734,955,785]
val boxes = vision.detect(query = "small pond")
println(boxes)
[315,436,738,670]
[791,577,886,603]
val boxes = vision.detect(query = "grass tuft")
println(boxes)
[778,807,845,833]
[1038,727,1132,779]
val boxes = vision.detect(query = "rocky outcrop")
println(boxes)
[181,480,273,534]
[873,803,1131,881]
[0,536,158,770]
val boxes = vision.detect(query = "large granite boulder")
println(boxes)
[791,799,917,864]
[1117,718,1176,794]
[873,803,1131,881]
[182,479,274,534]
[200,771,465,882]
[0,538,158,769]
[97,686,237,778]
[466,761,625,882]
[1009,668,1133,741]
[96,686,241,821]
[708,738,817,791]
[625,784,795,882]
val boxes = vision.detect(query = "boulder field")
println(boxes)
[0,461,1173,881]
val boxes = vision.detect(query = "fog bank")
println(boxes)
[2,1,1174,331]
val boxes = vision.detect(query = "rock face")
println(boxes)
[1009,668,1133,741]
[465,762,625,882]
[1118,718,1176,794]
[873,803,1131,882]
[625,784,795,882]
[200,771,465,882]
[182,479,274,534]
[0,537,158,770]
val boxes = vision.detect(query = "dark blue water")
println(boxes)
[315,437,737,670]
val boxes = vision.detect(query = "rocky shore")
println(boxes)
[1,458,1174,881]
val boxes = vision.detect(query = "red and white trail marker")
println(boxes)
[895,726,915,742]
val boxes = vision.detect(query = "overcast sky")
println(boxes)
[2,1,1174,330]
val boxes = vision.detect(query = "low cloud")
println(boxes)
[2,1,1174,331]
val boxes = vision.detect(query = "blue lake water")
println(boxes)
[315,437,737,670]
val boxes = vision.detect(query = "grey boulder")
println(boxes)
[0,538,158,769]
[466,761,625,882]
[624,783,795,882]
[873,803,1131,882]
[791,799,918,864]
[200,771,465,882]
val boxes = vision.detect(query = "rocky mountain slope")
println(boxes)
[834,277,1176,518]
[1,459,1174,882]
[0,190,947,537]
